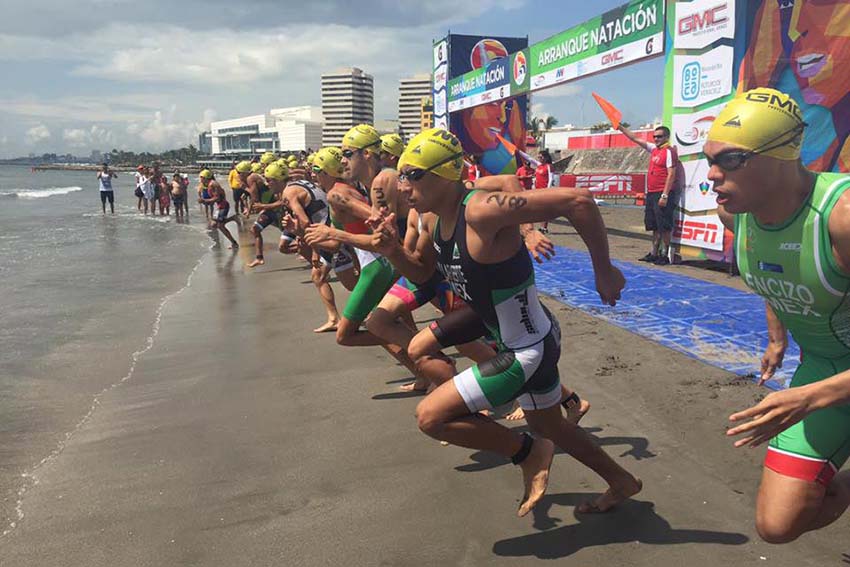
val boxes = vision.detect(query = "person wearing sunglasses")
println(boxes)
[712,88,850,544]
[370,128,640,517]
[240,160,284,269]
[619,123,680,265]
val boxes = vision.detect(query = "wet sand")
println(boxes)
[2,223,848,566]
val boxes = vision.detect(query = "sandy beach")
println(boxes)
[2,216,847,566]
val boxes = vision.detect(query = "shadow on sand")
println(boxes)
[492,495,748,559]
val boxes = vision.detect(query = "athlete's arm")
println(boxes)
[283,186,311,236]
[467,187,622,304]
[370,170,394,213]
[304,188,378,251]
[374,212,438,283]
[760,302,788,385]
[471,175,554,262]
[618,125,651,151]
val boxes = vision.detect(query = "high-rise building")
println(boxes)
[397,74,432,142]
[420,96,434,132]
[321,68,374,146]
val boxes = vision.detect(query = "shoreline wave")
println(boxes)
[0,186,84,199]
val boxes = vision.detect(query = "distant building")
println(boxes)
[398,74,432,142]
[209,106,323,157]
[374,119,400,135]
[420,96,434,132]
[198,131,212,155]
[321,68,374,146]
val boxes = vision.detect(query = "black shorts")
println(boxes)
[644,190,678,232]
[254,210,280,231]
[430,306,489,348]
[100,191,114,205]
[233,188,247,203]
[172,194,185,208]
[213,202,230,223]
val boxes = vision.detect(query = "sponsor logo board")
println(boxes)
[673,45,734,108]
[671,102,727,156]
[680,159,719,211]
[674,0,735,50]
[673,212,724,251]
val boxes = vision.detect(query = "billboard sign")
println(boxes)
[674,0,735,50]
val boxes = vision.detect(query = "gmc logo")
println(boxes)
[674,220,720,244]
[481,92,493,101]
[679,4,727,35]
[601,50,624,66]
[576,175,631,193]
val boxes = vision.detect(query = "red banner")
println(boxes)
[559,173,645,196]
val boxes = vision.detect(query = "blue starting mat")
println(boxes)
[534,246,800,391]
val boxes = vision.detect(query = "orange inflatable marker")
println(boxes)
[592,92,622,130]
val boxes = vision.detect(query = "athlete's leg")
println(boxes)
[522,404,641,512]
[312,263,340,333]
[416,378,555,517]
[216,223,238,248]
[336,267,357,291]
[248,221,266,267]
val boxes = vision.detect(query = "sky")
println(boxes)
[0,0,665,158]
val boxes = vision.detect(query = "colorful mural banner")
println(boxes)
[445,0,665,107]
[443,34,529,176]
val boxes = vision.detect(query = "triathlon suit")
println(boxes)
[433,190,562,412]
[387,214,458,314]
[213,187,230,223]
[332,182,397,322]
[253,180,280,231]
[735,172,850,486]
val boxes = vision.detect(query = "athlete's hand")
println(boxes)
[282,213,297,233]
[371,213,401,256]
[759,340,787,385]
[304,223,333,246]
[727,386,818,448]
[594,263,625,306]
[523,230,555,263]
[366,206,390,232]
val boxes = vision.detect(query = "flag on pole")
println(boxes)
[592,92,622,130]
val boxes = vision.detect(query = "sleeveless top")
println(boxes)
[735,172,850,358]
[433,190,550,349]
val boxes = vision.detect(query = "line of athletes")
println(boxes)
[194,88,850,544]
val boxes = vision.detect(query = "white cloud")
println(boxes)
[533,83,584,99]
[124,107,217,151]
[25,124,51,144]
[62,125,115,147]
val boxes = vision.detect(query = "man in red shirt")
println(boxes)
[534,150,555,233]
[620,125,679,265]
[515,154,534,190]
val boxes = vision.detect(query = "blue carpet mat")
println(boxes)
[535,246,800,390]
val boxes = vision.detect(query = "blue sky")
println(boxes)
[0,0,664,158]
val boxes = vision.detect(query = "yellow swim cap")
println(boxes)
[199,169,213,180]
[306,154,315,165]
[264,163,289,181]
[342,124,381,150]
[251,162,264,173]
[260,152,276,165]
[235,160,252,174]
[274,158,287,169]
[380,133,405,158]
[707,88,805,161]
[313,147,345,178]
[398,128,465,181]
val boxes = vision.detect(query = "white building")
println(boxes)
[210,106,323,157]
[321,68,374,146]
[397,74,432,142]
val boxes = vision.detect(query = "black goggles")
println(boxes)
[398,152,464,183]
[341,140,380,158]
[706,122,807,172]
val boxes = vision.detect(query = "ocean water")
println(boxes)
[0,165,215,534]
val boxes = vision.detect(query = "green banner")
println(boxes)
[530,0,664,76]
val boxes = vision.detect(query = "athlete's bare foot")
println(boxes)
[505,406,525,421]
[577,477,642,514]
[517,437,555,517]
[313,321,338,333]
[399,379,428,393]
[247,258,265,268]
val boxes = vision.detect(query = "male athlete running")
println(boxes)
[713,88,850,544]
[372,128,641,516]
